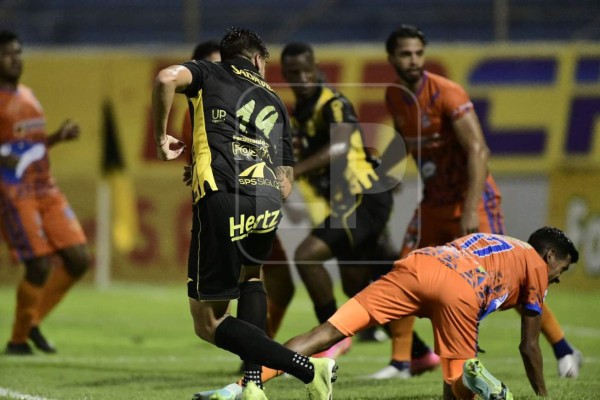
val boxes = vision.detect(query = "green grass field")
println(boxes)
[0,282,598,400]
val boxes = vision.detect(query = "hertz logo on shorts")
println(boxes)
[229,208,281,241]
[238,162,280,190]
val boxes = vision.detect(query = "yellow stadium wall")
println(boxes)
[0,43,598,284]
[549,167,600,289]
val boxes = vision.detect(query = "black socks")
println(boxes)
[238,281,267,388]
[214,316,315,384]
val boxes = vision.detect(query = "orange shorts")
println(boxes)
[0,191,87,261]
[330,253,480,359]
[401,179,504,257]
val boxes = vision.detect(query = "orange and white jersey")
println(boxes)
[413,233,548,319]
[0,84,55,197]
[385,71,495,206]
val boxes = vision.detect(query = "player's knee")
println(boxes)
[62,245,91,278]
[192,319,217,343]
[294,247,310,264]
[193,324,212,342]
[294,236,330,264]
[24,261,51,286]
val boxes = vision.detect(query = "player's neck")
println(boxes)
[0,80,18,91]
[400,77,423,94]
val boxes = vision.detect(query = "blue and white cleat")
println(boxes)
[192,383,242,400]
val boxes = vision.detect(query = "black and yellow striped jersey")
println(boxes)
[293,85,379,202]
[182,58,294,204]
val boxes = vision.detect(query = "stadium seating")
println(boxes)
[2,0,600,44]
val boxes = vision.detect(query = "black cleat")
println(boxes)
[29,326,57,353]
[5,342,34,355]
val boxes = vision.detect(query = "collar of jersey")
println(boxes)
[224,57,259,73]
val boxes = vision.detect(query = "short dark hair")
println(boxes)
[528,226,579,263]
[281,42,314,62]
[0,30,20,46]
[385,25,427,55]
[192,40,220,60]
[220,28,269,62]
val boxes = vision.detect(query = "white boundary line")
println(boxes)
[0,387,55,400]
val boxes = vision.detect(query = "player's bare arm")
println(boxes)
[276,165,294,200]
[152,65,190,161]
[47,119,80,147]
[453,110,490,235]
[519,309,548,396]
[293,122,351,177]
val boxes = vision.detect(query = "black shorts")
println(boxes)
[312,190,393,263]
[187,191,281,301]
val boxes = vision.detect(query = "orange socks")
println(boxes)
[10,280,43,343]
[442,358,475,400]
[390,316,415,362]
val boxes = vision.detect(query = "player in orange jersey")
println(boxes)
[370,25,581,380]
[262,227,577,399]
[0,31,90,355]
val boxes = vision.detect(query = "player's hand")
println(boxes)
[55,119,80,142]
[156,134,185,161]
[183,165,192,186]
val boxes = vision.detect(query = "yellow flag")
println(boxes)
[101,101,138,253]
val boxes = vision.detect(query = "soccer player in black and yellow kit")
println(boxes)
[280,42,395,357]
[152,28,337,400]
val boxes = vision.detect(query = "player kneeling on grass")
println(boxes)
[200,227,577,400]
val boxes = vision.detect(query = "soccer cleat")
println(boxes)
[191,383,242,400]
[366,364,411,379]
[29,326,57,353]
[410,350,441,375]
[462,359,513,400]
[558,348,583,378]
[312,337,352,359]
[305,357,337,400]
[5,342,34,355]
[241,382,267,400]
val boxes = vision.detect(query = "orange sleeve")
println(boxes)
[440,80,473,121]
[328,298,374,337]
